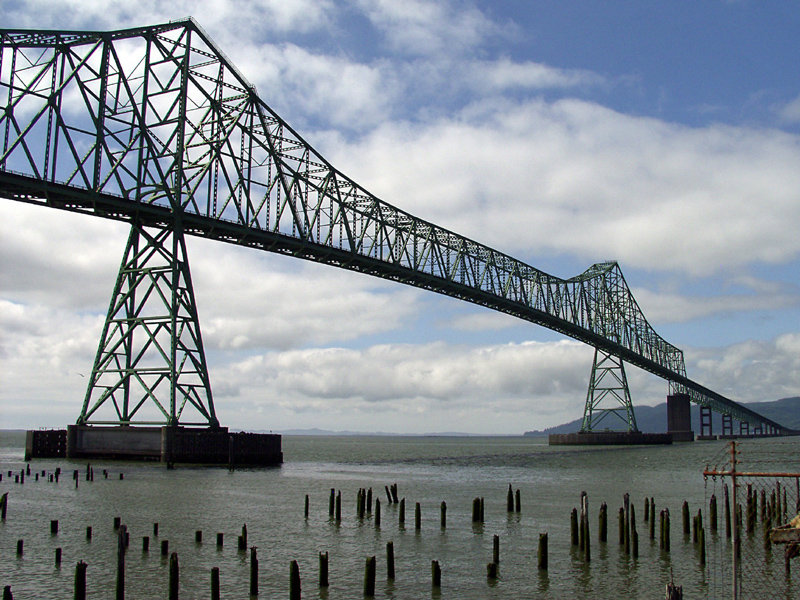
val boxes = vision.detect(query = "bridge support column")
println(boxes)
[721,414,732,438]
[697,406,715,440]
[667,393,694,442]
[753,423,763,436]
[78,221,218,427]
[739,421,750,437]
[580,348,638,432]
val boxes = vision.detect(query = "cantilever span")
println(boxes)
[0,20,787,433]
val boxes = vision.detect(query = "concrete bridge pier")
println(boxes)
[697,406,716,440]
[667,393,694,442]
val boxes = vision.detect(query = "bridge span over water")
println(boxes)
[0,20,788,443]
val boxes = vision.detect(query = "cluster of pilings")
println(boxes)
[2,463,798,597]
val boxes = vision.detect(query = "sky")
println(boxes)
[1,0,799,434]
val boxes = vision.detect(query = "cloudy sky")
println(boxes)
[1,0,799,434]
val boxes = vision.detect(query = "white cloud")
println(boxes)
[325,98,800,276]
[632,283,800,324]
[2,0,336,36]
[354,0,507,57]
[230,43,398,131]
[689,333,800,402]
[467,58,605,92]
[777,94,800,124]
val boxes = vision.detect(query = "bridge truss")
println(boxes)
[0,20,786,432]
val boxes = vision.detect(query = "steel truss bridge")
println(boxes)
[0,20,787,434]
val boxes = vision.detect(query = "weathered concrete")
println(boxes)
[24,429,67,460]
[666,393,694,442]
[548,431,673,446]
[26,425,282,465]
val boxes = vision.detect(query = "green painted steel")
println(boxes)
[79,220,218,426]
[0,20,788,432]
[581,348,638,433]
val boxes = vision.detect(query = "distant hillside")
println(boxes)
[524,396,800,436]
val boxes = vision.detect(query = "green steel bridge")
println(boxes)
[0,20,788,435]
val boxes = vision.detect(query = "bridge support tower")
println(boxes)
[697,405,715,440]
[667,393,694,442]
[28,220,281,465]
[581,348,638,433]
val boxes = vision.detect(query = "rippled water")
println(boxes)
[1,431,798,598]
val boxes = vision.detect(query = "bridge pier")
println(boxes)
[721,414,732,437]
[26,426,282,465]
[697,406,716,440]
[666,393,694,442]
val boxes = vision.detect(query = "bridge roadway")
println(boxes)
[0,20,788,433]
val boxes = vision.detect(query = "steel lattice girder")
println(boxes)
[0,20,788,433]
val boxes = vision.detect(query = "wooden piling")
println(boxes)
[336,491,342,522]
[710,494,717,532]
[387,541,395,580]
[571,508,579,546]
[153,522,159,536]
[75,561,87,600]
[699,527,706,566]
[415,502,421,530]
[399,498,405,525]
[211,567,220,600]
[142,537,149,552]
[507,484,514,512]
[250,547,258,597]
[487,561,498,579]
[364,555,376,596]
[682,501,690,536]
[289,560,301,600]
[86,526,92,541]
[618,507,625,546]
[391,483,399,504]
[375,498,381,528]
[330,488,336,516]
[441,501,447,529]
[319,551,329,587]
[472,497,482,523]
[584,512,591,563]
[1,492,7,520]
[15,538,22,556]
[55,547,62,567]
[649,498,655,540]
[367,488,372,514]
[168,552,179,600]
[599,502,607,543]
[216,533,223,548]
[305,494,309,519]
[114,516,121,530]
[2,586,10,600]
[493,534,500,564]
[116,525,126,600]
[538,532,548,570]
[431,560,441,588]
[161,539,169,556]
[51,519,59,534]
[195,530,202,543]
[385,485,393,504]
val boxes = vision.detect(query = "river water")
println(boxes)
[1,431,798,599]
